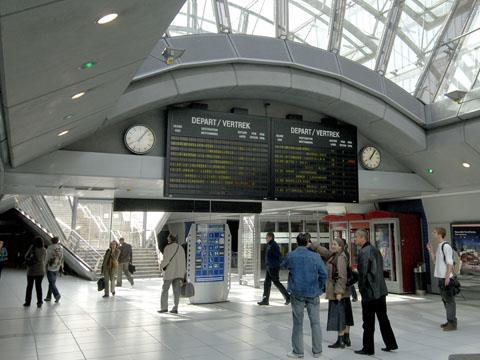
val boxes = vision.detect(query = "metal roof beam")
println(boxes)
[275,0,288,39]
[213,0,232,33]
[327,0,347,53]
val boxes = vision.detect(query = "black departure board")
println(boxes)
[272,119,358,202]
[165,109,270,199]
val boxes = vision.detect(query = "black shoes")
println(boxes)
[23,303,30,307]
[44,298,51,302]
[354,349,374,356]
[328,336,345,349]
[343,333,351,347]
[257,300,269,305]
[440,322,448,328]
[170,309,178,314]
[157,309,168,313]
[381,346,398,352]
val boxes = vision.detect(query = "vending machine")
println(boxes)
[366,211,422,294]
[186,222,232,304]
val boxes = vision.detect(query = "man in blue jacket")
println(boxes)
[282,233,328,359]
[258,232,290,305]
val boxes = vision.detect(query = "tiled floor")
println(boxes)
[0,269,479,360]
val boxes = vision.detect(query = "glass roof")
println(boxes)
[167,0,480,104]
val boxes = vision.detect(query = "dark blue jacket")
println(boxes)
[265,239,282,268]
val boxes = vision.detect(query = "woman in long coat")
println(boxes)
[101,240,120,297]
[24,237,47,307]
[311,237,354,348]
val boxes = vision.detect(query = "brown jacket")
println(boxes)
[101,248,120,276]
[311,244,351,300]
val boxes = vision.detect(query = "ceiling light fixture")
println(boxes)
[80,61,96,70]
[161,47,185,65]
[462,162,471,168]
[426,168,434,174]
[58,130,69,137]
[97,13,118,24]
[71,91,85,100]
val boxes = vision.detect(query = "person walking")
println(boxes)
[257,232,290,305]
[0,240,8,279]
[281,233,328,359]
[116,238,134,287]
[44,237,63,303]
[426,227,457,331]
[354,229,398,356]
[23,237,47,308]
[159,234,186,314]
[311,238,354,349]
[101,241,120,298]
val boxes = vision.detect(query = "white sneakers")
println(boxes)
[286,352,304,358]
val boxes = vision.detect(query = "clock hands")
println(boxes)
[369,150,377,160]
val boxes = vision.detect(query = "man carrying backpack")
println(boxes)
[427,227,457,331]
[45,236,63,303]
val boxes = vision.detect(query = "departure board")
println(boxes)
[272,118,358,202]
[165,109,270,199]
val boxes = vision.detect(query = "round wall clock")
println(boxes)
[359,145,381,170]
[124,125,155,155]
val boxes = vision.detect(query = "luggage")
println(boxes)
[180,281,195,298]
[97,277,105,291]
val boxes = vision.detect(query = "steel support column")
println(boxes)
[327,0,347,53]
[213,0,232,33]
[275,0,289,39]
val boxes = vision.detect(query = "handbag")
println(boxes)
[180,280,195,298]
[128,262,136,274]
[97,277,105,291]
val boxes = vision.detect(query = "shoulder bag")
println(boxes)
[162,244,180,271]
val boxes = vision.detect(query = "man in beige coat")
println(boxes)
[159,234,186,314]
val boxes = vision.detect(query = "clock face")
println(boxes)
[124,125,155,154]
[360,146,381,170]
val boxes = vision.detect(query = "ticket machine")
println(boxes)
[186,222,232,304]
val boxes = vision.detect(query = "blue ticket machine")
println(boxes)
[186,222,232,304]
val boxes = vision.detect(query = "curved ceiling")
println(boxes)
[167,0,480,105]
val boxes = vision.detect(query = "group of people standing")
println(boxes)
[258,230,398,358]
[23,236,63,307]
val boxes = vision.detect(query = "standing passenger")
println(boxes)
[311,238,354,349]
[257,232,290,305]
[0,241,8,279]
[354,229,398,355]
[101,241,120,298]
[159,234,186,314]
[117,238,134,287]
[45,236,63,303]
[282,233,327,358]
[426,227,457,331]
[23,237,47,308]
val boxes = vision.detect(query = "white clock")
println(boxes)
[359,145,381,170]
[124,125,155,155]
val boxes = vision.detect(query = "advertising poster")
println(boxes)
[451,223,480,275]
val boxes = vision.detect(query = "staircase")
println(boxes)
[78,247,161,279]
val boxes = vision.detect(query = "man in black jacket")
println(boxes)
[354,229,397,356]
[258,232,290,305]
[116,238,134,287]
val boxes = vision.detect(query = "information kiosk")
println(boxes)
[186,222,232,304]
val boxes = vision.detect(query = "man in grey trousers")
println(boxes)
[117,238,134,287]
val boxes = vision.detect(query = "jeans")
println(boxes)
[161,278,182,311]
[291,294,322,356]
[262,267,289,301]
[25,275,44,305]
[361,295,397,353]
[46,271,60,300]
[104,270,116,296]
[117,262,134,286]
[438,279,457,324]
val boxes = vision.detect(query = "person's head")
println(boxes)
[355,229,368,247]
[168,234,177,243]
[33,237,44,248]
[266,232,274,242]
[51,236,59,244]
[110,240,118,249]
[296,233,307,247]
[305,232,312,244]
[331,237,346,254]
[432,227,446,242]
[119,237,125,245]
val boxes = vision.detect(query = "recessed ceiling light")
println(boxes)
[71,91,85,100]
[462,162,471,168]
[64,114,74,120]
[97,13,118,24]
[58,130,69,137]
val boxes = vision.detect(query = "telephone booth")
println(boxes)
[365,211,422,294]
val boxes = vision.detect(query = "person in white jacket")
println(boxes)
[45,236,63,303]
[158,234,186,314]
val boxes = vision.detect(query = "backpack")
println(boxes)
[441,243,462,277]
[48,246,63,267]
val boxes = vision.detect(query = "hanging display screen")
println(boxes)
[165,109,358,203]
[165,109,270,199]
[272,118,358,202]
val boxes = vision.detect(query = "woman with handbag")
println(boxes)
[159,234,186,314]
[101,240,120,298]
[23,237,47,307]
[311,238,354,349]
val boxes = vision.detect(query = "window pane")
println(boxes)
[229,0,275,37]
[76,200,112,250]
[111,212,145,248]
[169,0,217,36]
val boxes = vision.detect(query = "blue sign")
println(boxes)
[195,224,225,282]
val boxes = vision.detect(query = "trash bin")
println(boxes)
[414,264,427,296]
